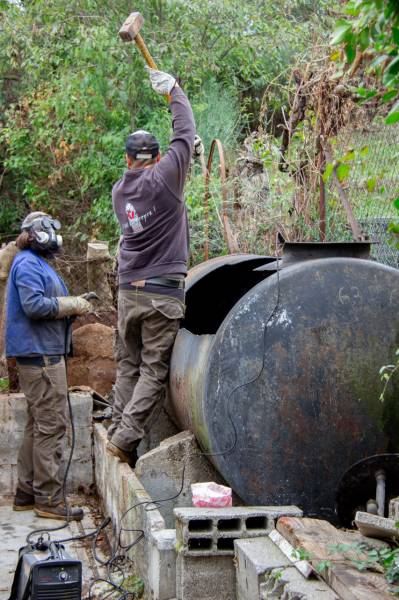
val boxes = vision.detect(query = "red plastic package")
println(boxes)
[191,482,232,508]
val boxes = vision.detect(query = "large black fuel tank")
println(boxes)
[169,244,399,519]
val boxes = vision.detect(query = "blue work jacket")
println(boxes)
[6,249,69,357]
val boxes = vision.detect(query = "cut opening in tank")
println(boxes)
[183,257,274,335]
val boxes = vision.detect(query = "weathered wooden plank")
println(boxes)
[277,517,394,600]
[269,528,314,578]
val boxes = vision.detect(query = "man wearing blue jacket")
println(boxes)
[6,212,92,520]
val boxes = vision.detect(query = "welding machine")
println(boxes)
[8,541,82,600]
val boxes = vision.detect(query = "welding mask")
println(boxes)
[21,211,63,253]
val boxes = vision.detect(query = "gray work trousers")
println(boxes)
[108,290,184,452]
[17,357,67,505]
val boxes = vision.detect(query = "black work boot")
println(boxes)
[13,488,35,511]
[34,501,84,521]
[107,441,138,468]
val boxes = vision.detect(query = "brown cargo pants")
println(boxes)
[108,289,184,452]
[17,357,67,505]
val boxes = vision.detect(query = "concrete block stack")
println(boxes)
[0,391,93,503]
[174,506,302,600]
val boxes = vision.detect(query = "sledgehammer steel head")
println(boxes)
[119,12,144,42]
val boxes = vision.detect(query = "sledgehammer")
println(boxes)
[119,12,159,70]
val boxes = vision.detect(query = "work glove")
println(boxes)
[145,66,176,95]
[193,134,205,158]
[56,295,92,318]
[0,242,19,280]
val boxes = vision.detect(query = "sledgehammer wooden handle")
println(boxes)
[134,33,158,70]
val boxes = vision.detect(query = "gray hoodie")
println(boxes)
[112,86,196,285]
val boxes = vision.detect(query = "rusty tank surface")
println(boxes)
[169,244,399,520]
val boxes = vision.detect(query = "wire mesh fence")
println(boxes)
[197,123,399,267]
[326,122,399,267]
[53,242,117,311]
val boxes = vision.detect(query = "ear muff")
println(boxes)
[35,231,50,245]
[31,230,62,252]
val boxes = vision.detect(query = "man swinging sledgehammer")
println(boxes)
[107,64,203,465]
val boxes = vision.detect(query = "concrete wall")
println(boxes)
[94,424,177,600]
[0,391,93,503]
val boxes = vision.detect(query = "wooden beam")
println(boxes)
[277,517,393,600]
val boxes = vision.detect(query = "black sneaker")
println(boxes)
[13,488,35,511]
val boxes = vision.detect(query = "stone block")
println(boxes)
[136,430,228,528]
[0,464,17,496]
[355,511,399,541]
[174,506,302,557]
[262,566,339,600]
[176,554,236,600]
[0,394,27,433]
[149,529,177,600]
[0,428,24,464]
[0,391,93,497]
[68,392,94,428]
[235,537,290,600]
[62,457,94,491]
[389,497,399,520]
[64,426,93,460]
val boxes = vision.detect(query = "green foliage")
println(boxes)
[122,573,144,598]
[0,378,8,392]
[294,541,399,591]
[329,542,399,589]
[0,0,329,244]
[331,0,399,124]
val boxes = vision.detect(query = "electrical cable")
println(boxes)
[89,237,283,599]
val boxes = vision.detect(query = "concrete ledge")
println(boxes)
[235,537,290,599]
[135,430,229,528]
[235,537,339,600]
[94,424,176,600]
[262,566,339,600]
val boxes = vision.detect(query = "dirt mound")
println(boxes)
[68,323,116,395]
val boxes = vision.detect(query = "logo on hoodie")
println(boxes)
[126,202,144,233]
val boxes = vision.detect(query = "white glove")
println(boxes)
[145,66,176,95]
[193,134,205,158]
[56,296,92,318]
